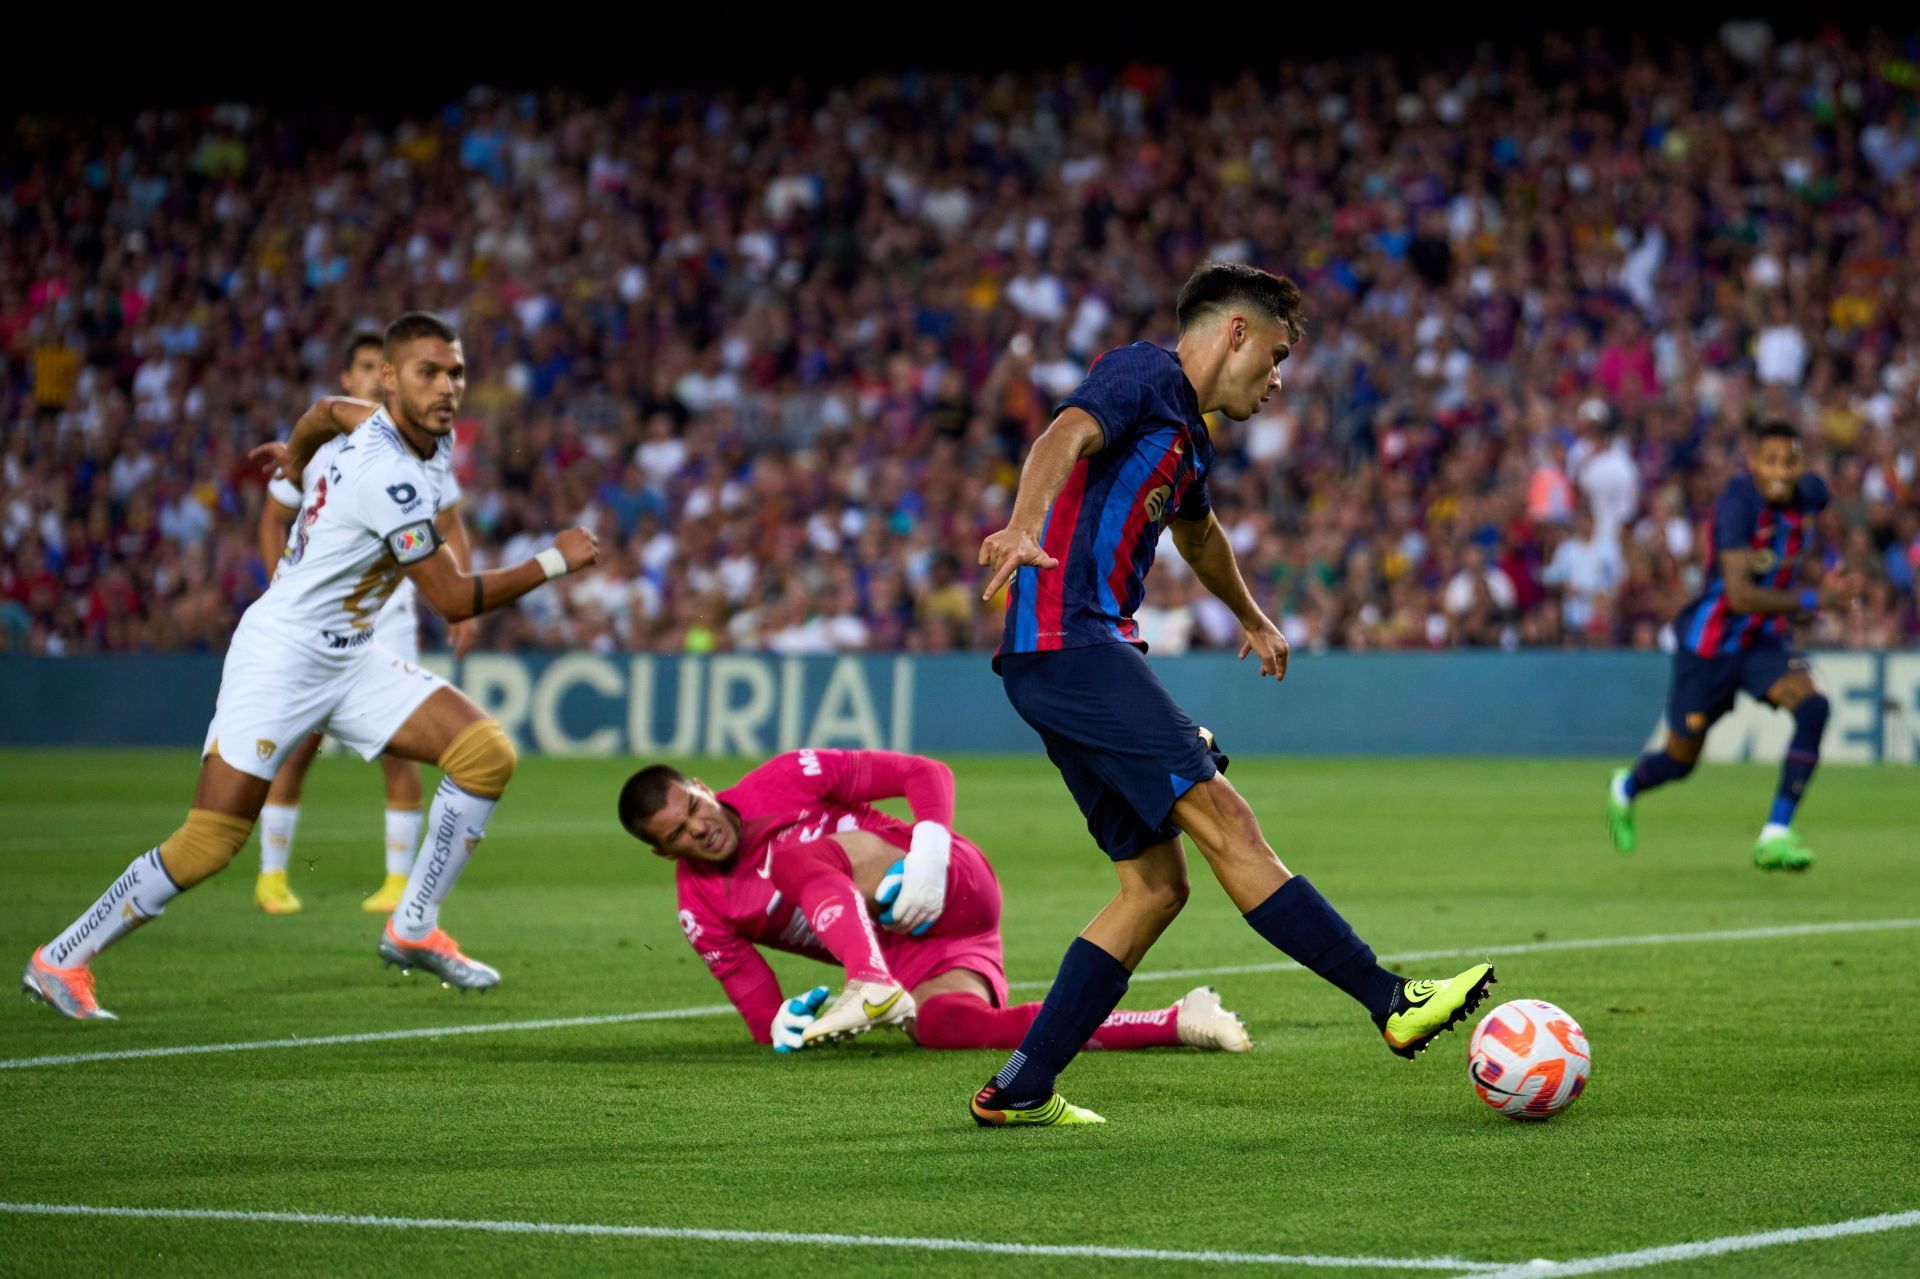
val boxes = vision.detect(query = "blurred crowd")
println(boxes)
[3,21,1918,657]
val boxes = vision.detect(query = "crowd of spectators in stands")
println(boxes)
[3,21,1917,658]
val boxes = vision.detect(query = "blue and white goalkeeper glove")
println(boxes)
[878,822,949,936]
[770,985,831,1053]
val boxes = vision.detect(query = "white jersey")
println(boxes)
[266,425,463,648]
[252,408,461,656]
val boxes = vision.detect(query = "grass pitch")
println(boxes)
[2,750,1916,1276]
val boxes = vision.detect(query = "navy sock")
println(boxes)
[1771,695,1828,827]
[992,937,1131,1104]
[1629,749,1692,797]
[1243,877,1400,1025]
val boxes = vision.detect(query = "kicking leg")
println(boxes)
[255,732,323,914]
[375,688,516,990]
[1174,774,1493,1060]
[1754,671,1826,871]
[25,752,264,1020]
[364,754,424,913]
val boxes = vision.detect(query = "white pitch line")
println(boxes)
[1026,916,1920,992]
[0,1005,735,1071]
[6,917,1915,1072]
[0,1202,1505,1272]
[1467,1208,1920,1277]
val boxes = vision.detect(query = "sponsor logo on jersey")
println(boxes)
[811,902,844,934]
[387,482,419,507]
[1144,483,1172,521]
[797,749,822,776]
[678,909,703,942]
[320,628,379,650]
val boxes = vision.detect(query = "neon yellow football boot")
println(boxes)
[253,871,302,914]
[970,1085,1106,1127]
[1380,963,1496,1059]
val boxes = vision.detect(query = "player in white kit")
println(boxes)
[251,331,478,917]
[21,312,598,1020]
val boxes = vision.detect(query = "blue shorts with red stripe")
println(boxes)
[999,642,1229,861]
[1667,640,1805,737]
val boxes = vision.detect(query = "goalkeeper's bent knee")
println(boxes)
[438,719,517,799]
[158,809,255,888]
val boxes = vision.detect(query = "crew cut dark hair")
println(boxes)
[1175,262,1306,342]
[619,764,689,840]
[342,331,385,369]
[384,310,459,358]
[1752,419,1801,444]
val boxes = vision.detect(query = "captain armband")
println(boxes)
[385,520,444,565]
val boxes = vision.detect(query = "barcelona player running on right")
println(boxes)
[970,262,1494,1127]
[1608,421,1858,870]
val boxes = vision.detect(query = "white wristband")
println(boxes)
[536,547,569,580]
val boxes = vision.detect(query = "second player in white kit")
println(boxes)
[21,312,599,1021]
[250,331,478,916]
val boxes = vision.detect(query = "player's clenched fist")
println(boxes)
[977,527,1058,602]
[554,527,599,572]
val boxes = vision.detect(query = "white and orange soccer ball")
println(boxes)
[1468,999,1591,1120]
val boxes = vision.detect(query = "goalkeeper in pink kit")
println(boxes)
[619,748,1250,1054]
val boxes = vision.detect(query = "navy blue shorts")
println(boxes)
[1666,643,1806,737]
[999,643,1229,861]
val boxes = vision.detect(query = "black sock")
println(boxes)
[991,937,1130,1104]
[1770,695,1828,827]
[1244,877,1400,1025]
[1628,750,1691,797]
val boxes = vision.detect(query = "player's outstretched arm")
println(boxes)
[978,408,1104,601]
[401,526,598,623]
[1172,511,1289,681]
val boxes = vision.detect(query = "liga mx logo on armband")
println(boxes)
[392,527,429,557]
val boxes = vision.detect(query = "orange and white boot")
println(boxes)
[377,921,500,991]
[21,948,117,1021]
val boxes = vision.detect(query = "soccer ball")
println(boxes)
[1468,999,1591,1120]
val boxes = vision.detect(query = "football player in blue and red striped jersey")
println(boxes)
[968,262,1495,1127]
[1609,421,1860,870]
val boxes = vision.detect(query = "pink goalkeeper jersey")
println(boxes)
[674,749,956,1041]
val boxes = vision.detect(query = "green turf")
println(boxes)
[2,749,1916,1277]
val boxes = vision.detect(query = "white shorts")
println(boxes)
[201,621,446,781]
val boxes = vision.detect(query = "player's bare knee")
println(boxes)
[1665,733,1704,769]
[437,719,516,799]
[157,809,255,888]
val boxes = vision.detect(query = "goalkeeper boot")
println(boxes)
[253,870,302,914]
[361,873,410,914]
[1607,768,1637,853]
[800,980,915,1047]
[21,948,117,1021]
[1380,963,1496,1060]
[378,921,500,991]
[969,1084,1105,1127]
[1176,985,1253,1052]
[1753,829,1813,872]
